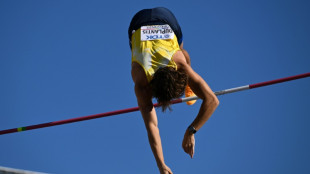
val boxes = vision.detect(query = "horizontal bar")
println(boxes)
[249,72,310,89]
[0,72,309,135]
[214,85,250,96]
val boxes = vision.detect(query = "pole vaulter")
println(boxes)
[0,72,309,135]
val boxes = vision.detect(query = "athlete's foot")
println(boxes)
[185,85,196,105]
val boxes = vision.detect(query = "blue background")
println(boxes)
[0,0,309,173]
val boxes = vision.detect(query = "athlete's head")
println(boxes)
[151,67,188,112]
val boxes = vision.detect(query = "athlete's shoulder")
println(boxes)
[173,50,188,69]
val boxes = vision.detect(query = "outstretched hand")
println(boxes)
[159,164,173,174]
[182,130,195,158]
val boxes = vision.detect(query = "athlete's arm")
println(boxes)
[174,51,220,158]
[179,43,191,65]
[131,63,172,174]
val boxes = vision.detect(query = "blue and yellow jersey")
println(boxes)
[131,25,180,82]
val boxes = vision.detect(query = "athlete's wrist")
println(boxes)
[187,125,197,135]
[157,161,167,171]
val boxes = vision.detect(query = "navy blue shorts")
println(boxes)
[128,7,183,48]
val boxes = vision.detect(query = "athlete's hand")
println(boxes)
[182,129,195,158]
[159,164,173,174]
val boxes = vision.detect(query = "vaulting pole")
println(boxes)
[0,72,309,135]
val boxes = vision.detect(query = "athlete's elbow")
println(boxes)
[206,95,219,108]
[214,96,220,107]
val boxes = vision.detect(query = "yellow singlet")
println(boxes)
[131,25,180,82]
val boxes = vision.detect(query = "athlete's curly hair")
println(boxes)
[150,67,188,112]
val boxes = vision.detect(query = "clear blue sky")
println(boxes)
[0,0,309,173]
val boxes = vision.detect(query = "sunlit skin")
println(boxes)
[131,43,219,174]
